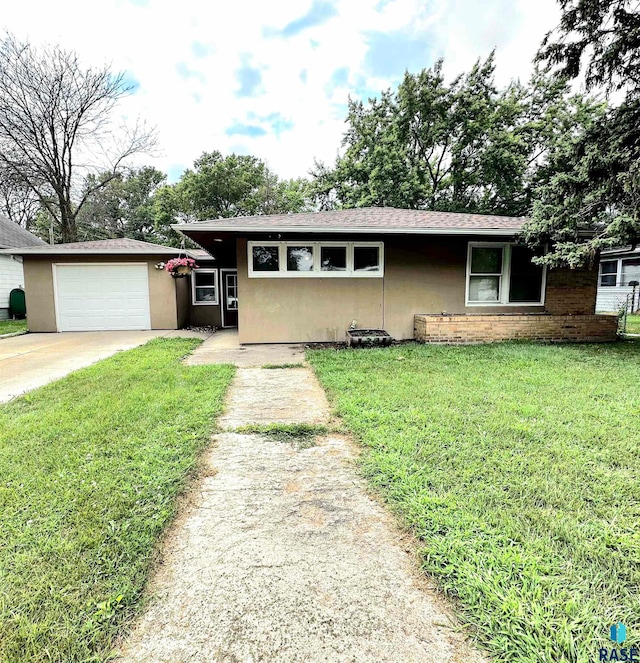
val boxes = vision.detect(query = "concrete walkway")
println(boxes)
[118,363,486,662]
[0,329,209,403]
[185,329,306,368]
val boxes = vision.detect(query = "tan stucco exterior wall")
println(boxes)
[237,239,383,343]
[23,258,56,332]
[236,236,552,343]
[383,238,547,339]
[146,259,180,329]
[23,255,180,332]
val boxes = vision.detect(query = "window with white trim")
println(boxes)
[622,258,640,285]
[599,260,618,287]
[466,243,545,305]
[191,268,219,305]
[248,241,384,277]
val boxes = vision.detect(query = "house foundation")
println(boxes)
[414,313,619,344]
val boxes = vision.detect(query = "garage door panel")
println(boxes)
[55,264,152,331]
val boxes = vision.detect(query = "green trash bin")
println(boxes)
[9,288,26,319]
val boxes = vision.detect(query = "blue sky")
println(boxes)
[4,0,559,182]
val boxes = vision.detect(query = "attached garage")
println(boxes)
[1,238,195,333]
[54,263,151,331]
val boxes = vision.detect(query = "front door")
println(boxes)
[222,271,238,327]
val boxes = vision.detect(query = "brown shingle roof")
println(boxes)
[175,207,527,235]
[0,238,183,255]
[0,215,48,248]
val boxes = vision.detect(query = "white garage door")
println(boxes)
[55,264,151,331]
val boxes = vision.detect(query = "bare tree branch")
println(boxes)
[0,32,156,242]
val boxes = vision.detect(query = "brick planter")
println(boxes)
[414,313,619,344]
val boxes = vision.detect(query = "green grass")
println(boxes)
[0,338,234,662]
[261,363,305,369]
[0,319,27,335]
[308,342,640,662]
[234,423,329,449]
[624,314,640,334]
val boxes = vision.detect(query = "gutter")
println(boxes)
[0,248,187,257]
[171,224,522,236]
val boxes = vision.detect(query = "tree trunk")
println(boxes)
[60,202,77,243]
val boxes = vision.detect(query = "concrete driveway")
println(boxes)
[0,330,209,403]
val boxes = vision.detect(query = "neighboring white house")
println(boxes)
[0,215,47,320]
[596,246,640,313]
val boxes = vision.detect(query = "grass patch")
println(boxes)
[261,363,305,369]
[234,423,328,449]
[0,319,27,336]
[0,338,234,662]
[624,314,640,334]
[308,342,640,662]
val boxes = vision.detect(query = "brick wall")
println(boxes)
[414,313,618,344]
[545,267,598,315]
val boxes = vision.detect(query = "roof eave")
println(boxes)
[172,224,522,236]
[601,246,640,256]
[0,247,183,256]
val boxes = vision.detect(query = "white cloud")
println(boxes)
[432,0,560,86]
[2,0,560,183]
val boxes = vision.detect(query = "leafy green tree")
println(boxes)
[175,152,267,221]
[67,152,312,246]
[524,0,640,266]
[172,151,313,222]
[252,172,314,216]
[152,185,185,246]
[75,167,168,241]
[312,56,593,218]
[313,89,413,209]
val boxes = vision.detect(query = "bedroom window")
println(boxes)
[248,242,384,278]
[508,245,545,302]
[466,243,545,306]
[192,269,219,305]
[468,245,503,302]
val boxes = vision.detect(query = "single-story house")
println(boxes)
[174,207,617,344]
[2,208,618,343]
[0,214,48,320]
[596,246,640,313]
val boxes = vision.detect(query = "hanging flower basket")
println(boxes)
[165,257,199,278]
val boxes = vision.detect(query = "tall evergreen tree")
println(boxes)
[524,0,640,265]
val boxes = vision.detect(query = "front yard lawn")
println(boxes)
[309,342,640,662]
[0,319,27,335]
[0,338,234,662]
